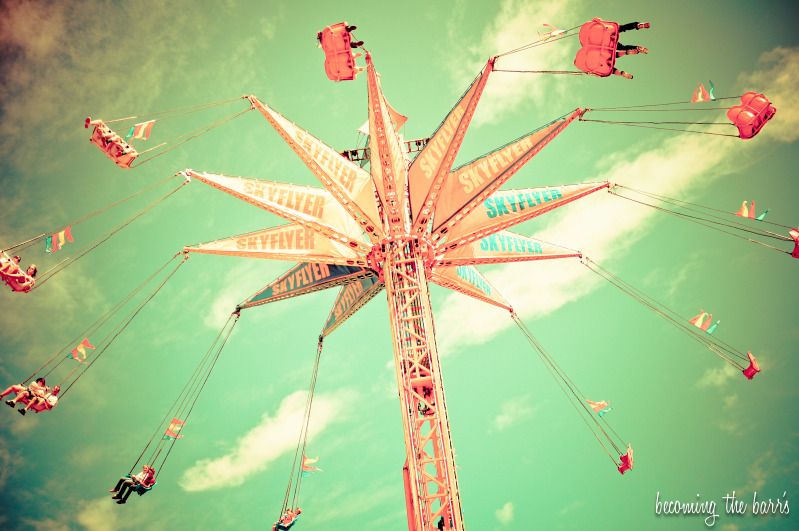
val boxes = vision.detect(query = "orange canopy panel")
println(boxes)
[726,92,776,139]
[573,18,619,77]
[85,118,138,168]
[318,22,358,82]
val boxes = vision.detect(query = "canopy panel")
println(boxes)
[408,58,494,233]
[366,52,409,235]
[322,275,383,336]
[432,110,584,239]
[184,224,366,266]
[439,182,609,251]
[187,170,369,251]
[246,96,383,240]
[430,265,512,312]
[435,231,580,266]
[241,262,375,309]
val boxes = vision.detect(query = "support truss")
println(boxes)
[384,238,463,531]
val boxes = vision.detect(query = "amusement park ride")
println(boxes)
[1,18,789,531]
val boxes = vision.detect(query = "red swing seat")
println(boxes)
[85,118,139,168]
[317,22,361,82]
[574,18,620,78]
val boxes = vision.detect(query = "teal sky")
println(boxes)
[1,1,797,530]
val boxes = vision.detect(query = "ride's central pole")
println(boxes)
[383,238,464,531]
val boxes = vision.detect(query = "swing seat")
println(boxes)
[789,229,799,259]
[1,256,35,293]
[3,274,35,293]
[617,446,634,475]
[85,118,139,168]
[134,481,156,496]
[741,351,760,380]
[274,509,302,530]
[726,92,776,139]
[120,473,156,496]
[574,18,620,77]
[274,517,299,530]
[6,387,32,407]
[28,397,56,413]
[317,22,361,82]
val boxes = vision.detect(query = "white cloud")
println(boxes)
[439,134,729,352]
[645,255,703,301]
[0,2,66,61]
[180,388,354,491]
[697,365,738,388]
[450,0,581,125]
[437,46,799,354]
[718,419,742,435]
[311,482,398,527]
[75,497,120,531]
[20,518,69,531]
[202,260,286,328]
[493,395,536,431]
[722,394,738,409]
[738,47,799,143]
[742,450,774,493]
[261,17,278,40]
[495,501,515,525]
[0,440,11,489]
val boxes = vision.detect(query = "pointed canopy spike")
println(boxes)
[321,275,384,337]
[430,265,512,311]
[365,52,410,236]
[184,224,366,266]
[187,170,370,252]
[240,262,376,309]
[245,96,384,241]
[435,231,581,267]
[438,182,609,251]
[432,109,585,239]
[408,57,495,233]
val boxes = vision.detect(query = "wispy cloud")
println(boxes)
[201,259,286,328]
[0,439,11,489]
[438,133,729,352]
[437,46,799,354]
[449,0,582,125]
[493,395,537,431]
[718,419,742,435]
[738,47,799,143]
[20,518,69,531]
[644,254,704,301]
[75,497,120,531]
[0,1,282,174]
[180,388,354,491]
[495,501,515,525]
[0,2,66,62]
[742,449,774,493]
[311,481,399,527]
[722,394,738,409]
[697,364,738,388]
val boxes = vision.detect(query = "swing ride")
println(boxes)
[1,14,791,531]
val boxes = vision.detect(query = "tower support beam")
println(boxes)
[384,238,463,530]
